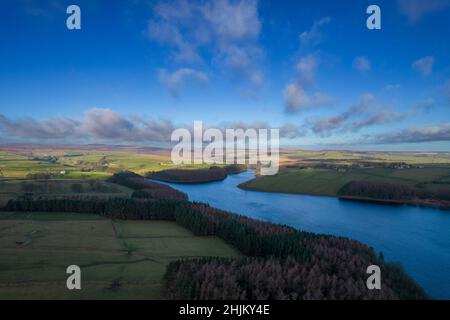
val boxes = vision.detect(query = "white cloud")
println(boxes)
[201,0,261,41]
[216,44,264,87]
[159,68,208,97]
[147,0,263,90]
[296,55,320,86]
[299,17,331,48]
[283,18,336,113]
[353,56,371,73]
[284,54,337,112]
[284,83,307,112]
[283,82,336,113]
[398,0,450,23]
[412,56,435,77]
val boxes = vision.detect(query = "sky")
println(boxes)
[1,0,450,151]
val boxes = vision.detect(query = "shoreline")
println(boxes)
[148,176,227,185]
[147,166,247,185]
[238,181,450,211]
[338,196,450,211]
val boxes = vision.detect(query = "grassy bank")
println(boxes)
[239,167,450,196]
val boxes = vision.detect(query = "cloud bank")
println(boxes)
[369,123,450,144]
[0,109,176,144]
[0,109,307,144]
[310,94,404,136]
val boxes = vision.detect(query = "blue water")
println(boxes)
[152,170,450,299]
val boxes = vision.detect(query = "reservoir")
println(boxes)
[152,170,450,299]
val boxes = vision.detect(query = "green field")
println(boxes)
[0,149,211,179]
[0,213,241,299]
[240,167,450,196]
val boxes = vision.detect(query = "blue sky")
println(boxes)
[1,0,450,150]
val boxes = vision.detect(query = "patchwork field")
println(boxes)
[2,145,450,206]
[280,150,450,165]
[0,213,241,299]
[0,147,211,179]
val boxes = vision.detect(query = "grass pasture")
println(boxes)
[0,213,241,299]
[239,167,450,196]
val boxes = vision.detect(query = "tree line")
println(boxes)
[147,167,227,184]
[164,257,426,300]
[338,180,450,203]
[338,181,417,201]
[107,171,188,201]
[2,197,179,220]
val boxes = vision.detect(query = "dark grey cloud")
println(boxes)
[279,123,307,139]
[311,94,376,136]
[347,111,404,132]
[0,114,79,140]
[309,94,408,137]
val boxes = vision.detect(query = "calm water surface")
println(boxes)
[152,170,450,299]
